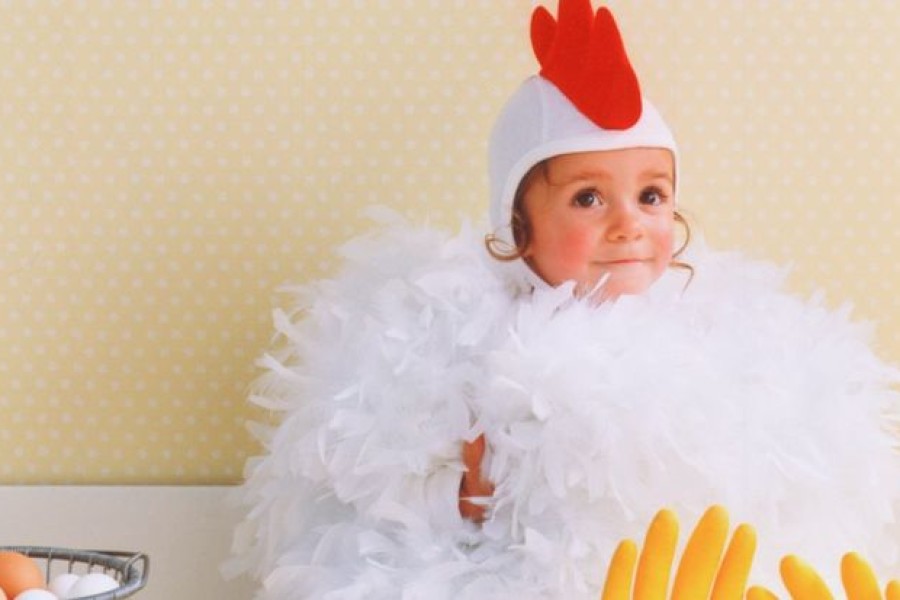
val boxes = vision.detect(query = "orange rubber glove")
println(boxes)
[774,552,900,600]
[601,505,757,600]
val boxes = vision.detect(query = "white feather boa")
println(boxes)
[229,214,900,598]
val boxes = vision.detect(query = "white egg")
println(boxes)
[14,590,58,600]
[63,573,118,599]
[47,573,79,598]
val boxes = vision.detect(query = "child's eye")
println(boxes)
[573,189,602,208]
[639,187,667,206]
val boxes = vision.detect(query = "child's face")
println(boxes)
[521,148,675,300]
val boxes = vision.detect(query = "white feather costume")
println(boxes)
[230,213,900,598]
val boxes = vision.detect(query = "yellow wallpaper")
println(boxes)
[1,1,899,483]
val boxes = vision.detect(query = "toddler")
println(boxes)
[231,2,900,598]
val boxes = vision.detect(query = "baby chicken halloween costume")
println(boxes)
[230,2,900,598]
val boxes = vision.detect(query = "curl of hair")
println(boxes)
[670,210,694,286]
[484,161,546,261]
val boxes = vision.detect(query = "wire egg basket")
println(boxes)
[0,546,148,599]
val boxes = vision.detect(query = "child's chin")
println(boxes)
[573,267,662,302]
[600,275,656,299]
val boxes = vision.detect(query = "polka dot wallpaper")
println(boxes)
[1,1,899,483]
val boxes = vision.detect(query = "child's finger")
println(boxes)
[840,552,880,600]
[461,434,486,477]
[710,523,757,600]
[671,505,729,600]
[634,508,679,600]
[601,540,638,600]
[746,585,778,600]
[459,434,493,522]
[780,555,835,600]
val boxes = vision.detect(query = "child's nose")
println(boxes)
[605,203,643,241]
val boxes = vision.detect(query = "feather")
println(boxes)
[230,216,900,598]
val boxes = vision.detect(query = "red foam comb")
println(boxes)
[531,0,642,130]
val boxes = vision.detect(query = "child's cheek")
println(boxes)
[656,223,676,261]
[556,229,596,267]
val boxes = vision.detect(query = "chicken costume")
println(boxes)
[230,2,900,597]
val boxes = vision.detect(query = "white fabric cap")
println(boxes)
[488,75,677,245]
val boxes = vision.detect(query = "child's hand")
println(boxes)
[601,505,757,600]
[771,552,900,600]
[459,434,494,523]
